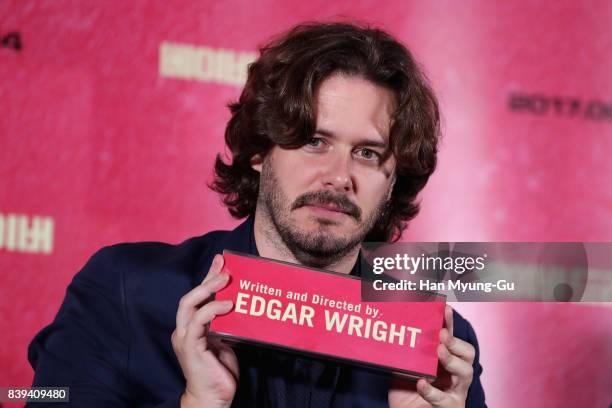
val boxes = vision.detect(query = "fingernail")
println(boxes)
[214,254,224,266]
[441,329,451,345]
[419,379,430,392]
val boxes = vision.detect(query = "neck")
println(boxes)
[253,209,360,274]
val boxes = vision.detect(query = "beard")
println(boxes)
[258,158,389,268]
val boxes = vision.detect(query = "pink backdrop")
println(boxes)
[1,1,611,406]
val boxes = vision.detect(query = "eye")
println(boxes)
[355,148,382,161]
[305,137,326,149]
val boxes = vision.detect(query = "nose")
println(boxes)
[320,151,354,193]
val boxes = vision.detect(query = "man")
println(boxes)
[28,22,486,407]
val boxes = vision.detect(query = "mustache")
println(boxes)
[291,191,362,221]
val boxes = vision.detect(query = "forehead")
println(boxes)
[315,74,396,143]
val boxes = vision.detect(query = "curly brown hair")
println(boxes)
[210,22,440,242]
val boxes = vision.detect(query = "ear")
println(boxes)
[250,153,263,173]
[386,174,396,201]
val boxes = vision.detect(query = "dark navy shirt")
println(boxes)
[28,217,486,407]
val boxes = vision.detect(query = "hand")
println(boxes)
[172,254,239,408]
[388,305,475,407]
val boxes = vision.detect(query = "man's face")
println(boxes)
[254,74,397,266]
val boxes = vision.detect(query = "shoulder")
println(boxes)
[451,308,480,350]
[74,228,231,294]
[451,308,487,408]
[98,228,228,264]
[64,228,236,332]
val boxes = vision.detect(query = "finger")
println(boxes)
[438,343,474,391]
[209,338,240,380]
[189,342,237,389]
[185,299,233,346]
[440,328,475,363]
[176,272,230,333]
[176,273,230,333]
[416,378,449,406]
[202,254,225,283]
[179,254,226,331]
[444,305,454,335]
[198,347,238,390]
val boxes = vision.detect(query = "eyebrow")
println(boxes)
[315,128,389,149]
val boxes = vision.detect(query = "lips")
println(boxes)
[304,203,353,220]
[309,203,350,214]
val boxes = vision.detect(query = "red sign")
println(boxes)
[209,251,446,379]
